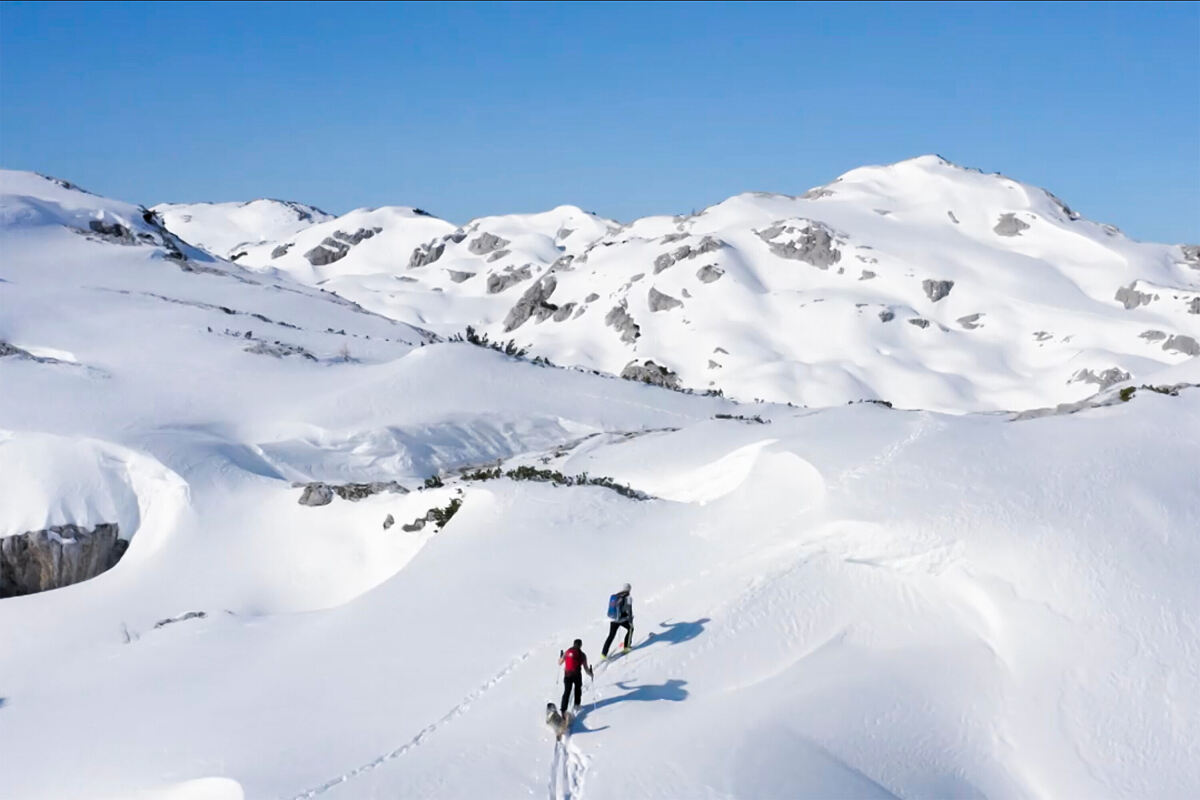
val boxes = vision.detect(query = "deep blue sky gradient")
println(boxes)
[2,1,1197,241]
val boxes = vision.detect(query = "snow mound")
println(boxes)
[151,198,333,258]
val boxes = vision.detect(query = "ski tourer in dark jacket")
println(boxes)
[602,583,634,657]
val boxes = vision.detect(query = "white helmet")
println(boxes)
[621,583,631,593]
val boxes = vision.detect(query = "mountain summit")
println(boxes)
[150,156,1200,412]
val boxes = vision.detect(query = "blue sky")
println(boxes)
[2,1,1197,241]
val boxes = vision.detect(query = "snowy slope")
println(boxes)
[197,156,1200,413]
[151,198,333,260]
[2,170,1199,800]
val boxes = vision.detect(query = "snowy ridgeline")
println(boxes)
[153,154,1200,413]
[0,167,1199,799]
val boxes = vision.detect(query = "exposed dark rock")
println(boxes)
[859,270,876,280]
[487,249,511,263]
[957,313,984,330]
[707,360,721,369]
[681,288,692,299]
[244,340,318,361]
[922,279,955,302]
[1163,335,1200,356]
[1188,298,1200,315]
[630,273,645,282]
[409,241,445,268]
[1043,190,1080,221]
[714,347,729,354]
[1033,331,1053,342]
[757,220,841,268]
[487,265,534,294]
[551,255,575,271]
[383,514,395,530]
[1140,330,1167,341]
[304,238,350,266]
[298,483,334,506]
[661,232,689,244]
[503,274,558,332]
[1115,283,1155,309]
[908,318,930,329]
[552,302,576,322]
[332,482,408,501]
[1180,245,1200,269]
[947,211,960,224]
[1070,367,1130,389]
[993,213,1030,237]
[878,310,895,323]
[447,270,475,283]
[87,219,136,244]
[605,303,640,344]
[874,209,891,216]
[1,523,126,598]
[648,287,682,312]
[654,236,723,273]
[468,232,509,255]
[621,359,681,389]
[696,264,724,283]
[584,293,599,303]
[332,228,381,246]
[801,187,834,200]
[296,480,407,506]
[155,611,207,629]
[555,227,575,240]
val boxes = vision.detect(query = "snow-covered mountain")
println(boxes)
[151,198,334,260]
[2,167,1199,800]
[173,155,1200,412]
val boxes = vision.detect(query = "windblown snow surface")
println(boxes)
[1,166,1198,800]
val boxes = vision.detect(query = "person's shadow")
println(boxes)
[636,618,709,650]
[575,679,688,733]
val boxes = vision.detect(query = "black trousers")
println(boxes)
[602,620,633,656]
[561,672,583,714]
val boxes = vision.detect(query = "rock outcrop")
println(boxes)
[605,303,641,344]
[0,523,126,598]
[621,360,681,390]
[305,228,381,266]
[1163,335,1200,356]
[922,279,954,303]
[993,213,1030,237]
[503,274,558,331]
[409,241,445,268]
[1115,283,1156,310]
[1070,367,1131,389]
[648,287,682,312]
[757,221,841,268]
[468,232,509,255]
[297,481,408,506]
[487,265,534,295]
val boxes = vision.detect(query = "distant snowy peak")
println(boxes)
[151,197,334,258]
[8,160,1197,414]
[0,170,212,264]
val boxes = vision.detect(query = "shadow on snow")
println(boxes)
[636,618,710,650]
[574,679,689,733]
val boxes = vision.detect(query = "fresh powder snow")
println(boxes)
[1,164,1198,800]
